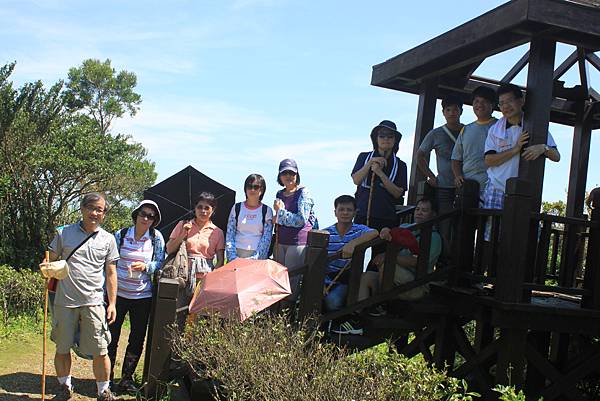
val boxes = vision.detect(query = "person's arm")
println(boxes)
[105,260,117,324]
[522,144,560,162]
[416,149,437,186]
[224,207,238,262]
[147,232,166,274]
[451,160,464,187]
[341,229,379,258]
[485,131,528,167]
[351,155,387,185]
[275,189,314,227]
[255,209,274,259]
[166,221,190,255]
[372,163,405,199]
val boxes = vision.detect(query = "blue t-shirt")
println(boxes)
[324,223,374,285]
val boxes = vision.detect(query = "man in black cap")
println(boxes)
[351,120,407,232]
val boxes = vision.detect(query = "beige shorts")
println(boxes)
[51,304,111,357]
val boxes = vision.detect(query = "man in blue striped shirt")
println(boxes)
[323,195,378,313]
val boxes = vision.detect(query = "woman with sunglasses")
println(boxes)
[226,174,274,261]
[273,159,317,301]
[166,192,225,278]
[351,120,407,232]
[109,200,165,393]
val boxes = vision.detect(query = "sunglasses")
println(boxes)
[138,211,156,220]
[246,184,262,191]
[280,170,297,176]
[377,132,395,139]
[84,205,106,214]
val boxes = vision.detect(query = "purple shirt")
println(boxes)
[276,187,315,245]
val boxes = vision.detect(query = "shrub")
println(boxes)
[172,313,479,401]
[0,265,45,326]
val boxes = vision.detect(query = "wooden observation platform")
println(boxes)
[142,1,600,400]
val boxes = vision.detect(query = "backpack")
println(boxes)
[234,202,268,226]
[118,227,158,262]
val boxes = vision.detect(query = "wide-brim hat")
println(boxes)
[40,260,69,280]
[370,120,402,153]
[132,199,162,227]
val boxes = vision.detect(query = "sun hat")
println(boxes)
[278,158,299,174]
[132,199,162,227]
[370,120,402,152]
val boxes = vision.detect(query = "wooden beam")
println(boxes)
[519,37,556,211]
[586,52,600,72]
[565,101,592,218]
[502,50,529,83]
[553,49,578,80]
[408,79,437,205]
[576,48,590,97]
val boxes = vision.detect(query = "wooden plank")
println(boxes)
[586,52,600,72]
[528,0,600,44]
[502,50,530,83]
[577,48,590,97]
[452,324,493,390]
[496,328,528,387]
[408,79,437,205]
[415,223,432,278]
[518,37,556,212]
[450,180,479,286]
[381,242,399,292]
[540,350,600,401]
[524,331,551,396]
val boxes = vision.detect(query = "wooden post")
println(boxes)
[496,178,532,303]
[450,179,479,286]
[143,278,180,401]
[518,37,556,213]
[565,101,592,218]
[408,79,437,205]
[297,230,329,321]
[582,208,600,309]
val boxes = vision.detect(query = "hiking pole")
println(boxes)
[274,224,279,262]
[42,250,49,401]
[366,170,376,227]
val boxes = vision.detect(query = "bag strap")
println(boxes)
[66,231,98,261]
[235,202,241,224]
[441,125,457,143]
[261,204,268,226]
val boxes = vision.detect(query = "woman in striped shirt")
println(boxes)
[108,200,165,393]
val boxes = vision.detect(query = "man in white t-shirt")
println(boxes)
[483,83,561,211]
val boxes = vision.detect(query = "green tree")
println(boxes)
[0,62,155,268]
[64,58,141,134]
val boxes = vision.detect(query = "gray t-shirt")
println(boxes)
[419,125,462,188]
[451,119,497,189]
[50,222,119,308]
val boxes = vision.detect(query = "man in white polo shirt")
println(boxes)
[42,192,119,401]
[483,83,560,212]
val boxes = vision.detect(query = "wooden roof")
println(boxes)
[371,0,600,128]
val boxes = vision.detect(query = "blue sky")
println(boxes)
[2,0,599,227]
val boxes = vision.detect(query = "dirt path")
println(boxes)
[0,327,140,401]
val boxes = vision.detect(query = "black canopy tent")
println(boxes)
[143,165,236,239]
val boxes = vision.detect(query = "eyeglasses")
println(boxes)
[195,204,212,211]
[139,211,156,220]
[84,205,106,214]
[498,97,519,107]
[246,184,262,191]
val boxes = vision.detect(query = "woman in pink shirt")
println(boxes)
[166,192,225,286]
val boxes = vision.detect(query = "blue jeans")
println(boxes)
[323,283,348,312]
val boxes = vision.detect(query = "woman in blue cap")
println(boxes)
[273,158,317,301]
[351,120,407,232]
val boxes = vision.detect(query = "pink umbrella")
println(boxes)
[188,258,291,321]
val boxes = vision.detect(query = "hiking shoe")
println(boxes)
[367,304,388,317]
[329,318,363,335]
[97,388,116,401]
[117,378,138,394]
[53,384,73,400]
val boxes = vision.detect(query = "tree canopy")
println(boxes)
[0,60,155,268]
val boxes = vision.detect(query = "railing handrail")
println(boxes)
[533,212,597,227]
